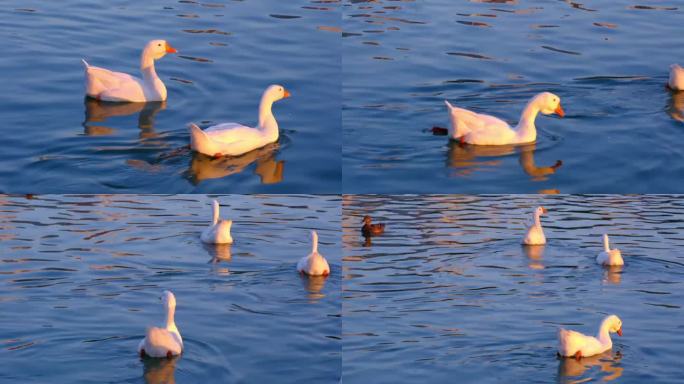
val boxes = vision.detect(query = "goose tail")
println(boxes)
[188,123,218,156]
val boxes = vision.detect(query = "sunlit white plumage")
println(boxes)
[297,230,330,276]
[82,40,177,102]
[522,206,547,245]
[189,85,291,157]
[668,64,684,91]
[201,200,233,244]
[137,291,183,358]
[444,92,564,145]
[596,234,623,266]
[558,315,623,359]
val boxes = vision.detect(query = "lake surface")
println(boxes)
[342,0,684,193]
[0,194,341,383]
[342,195,684,383]
[0,0,340,193]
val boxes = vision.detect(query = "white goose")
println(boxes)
[444,92,564,145]
[558,315,623,359]
[669,64,684,91]
[596,234,624,266]
[522,206,547,245]
[82,40,177,102]
[138,291,183,358]
[297,230,330,276]
[201,200,233,244]
[189,85,291,157]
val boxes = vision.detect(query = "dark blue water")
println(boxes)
[342,1,684,193]
[343,195,684,383]
[0,194,341,383]
[0,1,340,193]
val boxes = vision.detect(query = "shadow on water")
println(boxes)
[186,143,284,185]
[82,98,166,139]
[557,350,623,383]
[446,141,562,182]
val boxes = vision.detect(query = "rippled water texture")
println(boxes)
[343,195,684,383]
[343,1,684,193]
[0,195,341,383]
[0,0,340,193]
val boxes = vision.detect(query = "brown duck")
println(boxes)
[361,215,385,237]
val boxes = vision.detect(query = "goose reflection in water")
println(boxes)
[557,350,623,383]
[667,90,684,122]
[82,98,166,139]
[602,265,623,285]
[446,141,562,182]
[522,244,546,270]
[187,142,284,185]
[204,243,232,275]
[300,274,327,299]
[142,354,179,384]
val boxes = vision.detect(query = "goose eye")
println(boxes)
[158,44,162,47]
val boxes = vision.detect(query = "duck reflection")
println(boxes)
[522,244,545,270]
[300,274,327,298]
[142,354,179,384]
[188,143,284,185]
[602,265,623,285]
[557,350,623,383]
[83,98,166,138]
[666,90,684,122]
[446,141,562,181]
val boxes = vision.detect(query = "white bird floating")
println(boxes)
[189,84,291,157]
[558,315,623,359]
[444,92,564,145]
[522,206,547,245]
[596,234,624,266]
[138,290,183,358]
[669,64,684,91]
[82,40,177,102]
[201,200,233,244]
[297,230,330,276]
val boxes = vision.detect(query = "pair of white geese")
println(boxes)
[137,200,329,359]
[82,40,290,157]
[524,206,624,359]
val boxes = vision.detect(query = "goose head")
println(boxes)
[535,206,548,216]
[604,315,623,337]
[534,92,564,117]
[263,84,291,103]
[144,40,178,60]
[160,290,176,310]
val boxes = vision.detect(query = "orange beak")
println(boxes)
[617,328,622,337]
[165,43,178,54]
[555,103,565,118]
[283,89,291,98]
[541,207,548,214]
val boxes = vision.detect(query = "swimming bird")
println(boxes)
[189,85,291,157]
[361,215,385,237]
[558,315,623,359]
[523,206,547,245]
[297,230,330,276]
[668,64,684,90]
[82,40,177,102]
[138,291,183,358]
[444,92,564,145]
[200,200,233,244]
[596,234,624,266]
